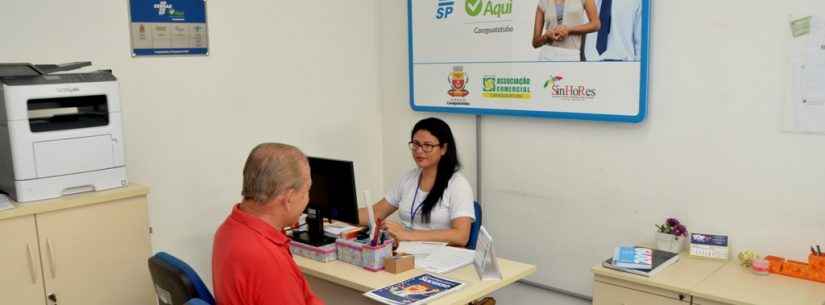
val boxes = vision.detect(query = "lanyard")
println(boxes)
[407,173,424,230]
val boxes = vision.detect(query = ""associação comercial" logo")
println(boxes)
[482,75,531,99]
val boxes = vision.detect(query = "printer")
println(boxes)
[0,62,127,202]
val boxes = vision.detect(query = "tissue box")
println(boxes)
[289,240,337,262]
[384,254,415,274]
[336,238,394,271]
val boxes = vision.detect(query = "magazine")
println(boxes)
[613,246,653,270]
[363,273,464,305]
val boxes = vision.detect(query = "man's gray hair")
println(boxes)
[242,143,307,203]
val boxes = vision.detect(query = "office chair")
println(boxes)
[148,252,216,305]
[184,299,211,305]
[467,201,483,250]
[467,201,494,305]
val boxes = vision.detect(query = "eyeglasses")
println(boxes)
[408,141,441,153]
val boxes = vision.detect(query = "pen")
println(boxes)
[818,245,822,256]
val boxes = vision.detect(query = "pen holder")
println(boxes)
[384,254,415,274]
[809,254,825,283]
[764,254,825,284]
[362,241,394,271]
[810,254,825,271]
[335,238,394,271]
[289,240,337,263]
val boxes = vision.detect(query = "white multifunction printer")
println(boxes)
[0,62,127,202]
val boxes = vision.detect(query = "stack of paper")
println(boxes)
[418,246,476,273]
[396,242,475,273]
[396,241,448,257]
[323,222,359,236]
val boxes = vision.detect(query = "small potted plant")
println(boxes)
[655,218,687,253]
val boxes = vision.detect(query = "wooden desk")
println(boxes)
[692,261,825,305]
[592,256,825,305]
[294,255,535,305]
[0,185,154,305]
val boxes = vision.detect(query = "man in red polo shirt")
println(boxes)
[213,143,324,305]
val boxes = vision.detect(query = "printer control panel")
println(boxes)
[2,72,117,86]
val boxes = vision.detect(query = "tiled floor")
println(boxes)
[490,282,591,305]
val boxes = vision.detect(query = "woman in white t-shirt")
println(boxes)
[358,117,475,247]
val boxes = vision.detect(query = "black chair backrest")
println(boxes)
[148,255,198,305]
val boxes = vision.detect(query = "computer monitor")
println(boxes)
[292,157,360,246]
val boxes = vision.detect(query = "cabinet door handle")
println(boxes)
[46,238,56,279]
[26,243,37,284]
[47,292,58,305]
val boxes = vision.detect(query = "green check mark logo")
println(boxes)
[465,0,483,16]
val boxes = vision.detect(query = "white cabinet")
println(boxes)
[0,185,154,305]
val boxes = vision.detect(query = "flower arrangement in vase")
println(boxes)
[655,218,687,253]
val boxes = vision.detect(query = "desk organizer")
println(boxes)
[289,240,337,262]
[336,238,393,271]
[764,254,825,283]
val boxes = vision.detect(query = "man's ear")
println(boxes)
[280,188,296,211]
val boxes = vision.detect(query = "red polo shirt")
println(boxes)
[213,205,324,305]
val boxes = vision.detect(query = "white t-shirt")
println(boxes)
[385,168,475,230]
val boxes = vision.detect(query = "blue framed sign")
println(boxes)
[408,0,650,122]
[129,0,209,56]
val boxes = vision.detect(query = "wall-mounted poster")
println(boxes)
[409,0,650,122]
[129,0,208,56]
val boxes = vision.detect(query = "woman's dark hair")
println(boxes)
[412,117,461,223]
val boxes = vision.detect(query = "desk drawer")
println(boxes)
[593,281,689,305]
[693,298,734,305]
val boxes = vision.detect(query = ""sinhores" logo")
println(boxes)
[544,74,597,100]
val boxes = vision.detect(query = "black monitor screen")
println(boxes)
[307,157,359,225]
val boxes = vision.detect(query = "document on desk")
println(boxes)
[396,241,475,273]
[420,246,476,274]
[396,241,449,257]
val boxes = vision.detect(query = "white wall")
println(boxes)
[1,0,384,287]
[378,1,479,197]
[7,0,825,301]
[381,0,825,298]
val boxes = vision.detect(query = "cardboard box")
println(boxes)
[384,254,415,274]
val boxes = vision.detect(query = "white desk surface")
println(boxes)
[294,255,536,305]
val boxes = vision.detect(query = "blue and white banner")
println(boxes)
[408,0,650,122]
[129,0,208,56]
